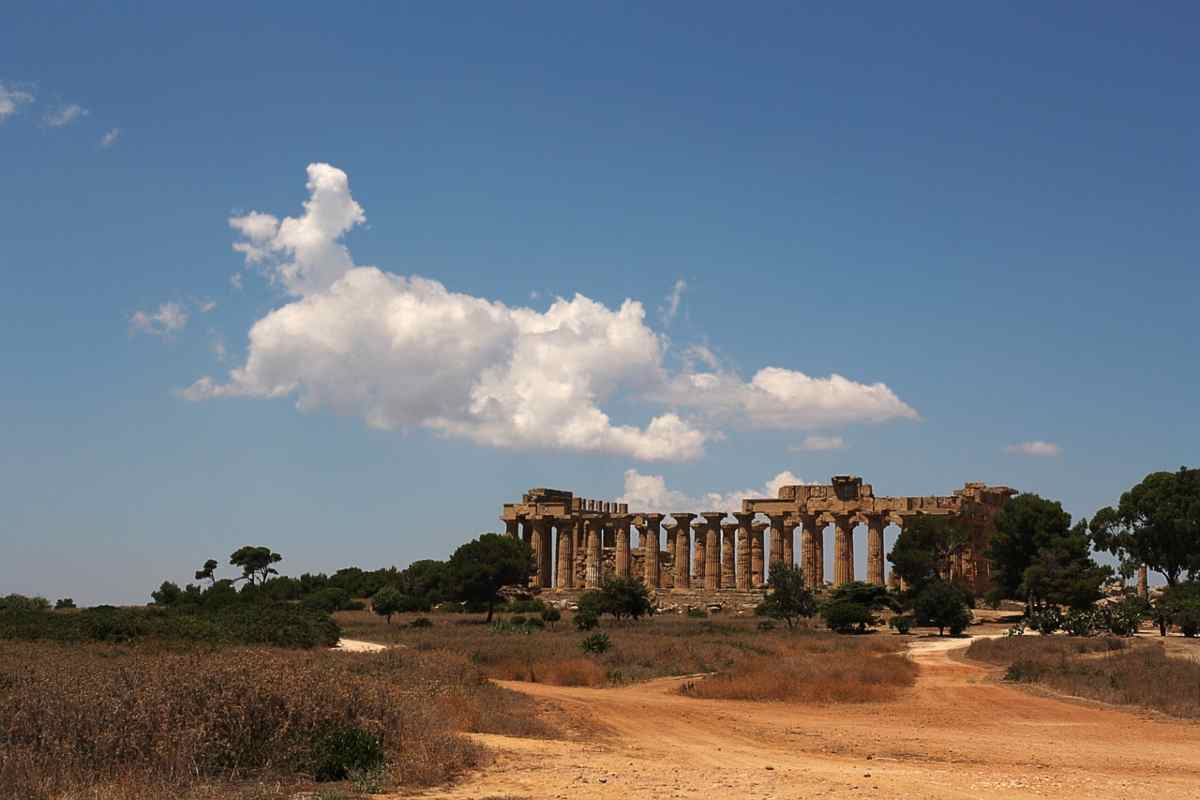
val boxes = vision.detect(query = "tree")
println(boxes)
[599,576,654,621]
[194,558,219,587]
[1019,520,1111,610]
[396,559,450,605]
[988,494,1074,603]
[54,598,76,610]
[229,546,283,586]
[1161,582,1200,637]
[829,581,899,614]
[1091,467,1200,587]
[822,601,873,634]
[447,533,533,622]
[888,515,968,594]
[150,581,183,606]
[371,586,406,624]
[914,580,973,636]
[758,564,817,629]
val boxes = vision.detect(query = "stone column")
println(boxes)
[691,520,707,589]
[721,523,737,590]
[751,522,768,587]
[1138,564,1149,598]
[699,513,721,592]
[613,515,631,578]
[557,522,573,589]
[503,518,519,539]
[814,520,825,586]
[833,515,854,586]
[670,513,694,591]
[663,522,677,589]
[799,514,818,589]
[867,515,885,586]
[782,518,797,566]
[734,512,754,591]
[767,515,785,570]
[531,519,552,589]
[641,514,663,589]
[585,518,602,588]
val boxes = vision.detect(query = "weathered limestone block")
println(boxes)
[721,522,737,589]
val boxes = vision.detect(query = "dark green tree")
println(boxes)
[822,601,873,634]
[829,581,900,614]
[447,533,533,622]
[988,494,1074,603]
[1090,467,1200,587]
[914,580,973,636]
[396,559,450,605]
[888,515,968,595]
[150,581,183,606]
[758,564,817,629]
[1020,520,1111,609]
[599,576,654,621]
[229,546,283,586]
[194,558,219,587]
[370,585,406,624]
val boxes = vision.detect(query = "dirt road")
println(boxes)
[407,634,1200,799]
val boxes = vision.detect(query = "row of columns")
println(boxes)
[505,511,900,591]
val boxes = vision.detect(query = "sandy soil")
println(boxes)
[334,638,389,653]
[401,630,1200,800]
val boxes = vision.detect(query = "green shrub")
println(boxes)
[686,607,708,619]
[541,607,561,627]
[54,598,76,610]
[888,615,913,635]
[310,725,386,782]
[580,632,611,654]
[0,594,50,612]
[0,603,339,648]
[505,598,546,614]
[509,614,527,626]
[822,601,873,634]
[1026,605,1062,635]
[303,587,355,613]
[574,609,599,631]
[1063,608,1101,637]
[756,619,776,631]
[410,617,433,629]
[1103,596,1146,636]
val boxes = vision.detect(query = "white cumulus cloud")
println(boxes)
[44,103,87,127]
[1005,440,1061,457]
[99,128,120,148]
[186,163,918,461]
[130,302,188,336]
[617,468,809,512]
[0,83,34,122]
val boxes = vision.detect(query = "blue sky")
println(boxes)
[2,3,1196,603]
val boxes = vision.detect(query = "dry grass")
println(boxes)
[336,609,913,693]
[967,635,1200,718]
[0,642,547,800]
[680,645,917,703]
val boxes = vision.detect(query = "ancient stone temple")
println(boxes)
[499,476,1015,598]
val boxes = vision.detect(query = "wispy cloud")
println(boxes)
[130,302,188,336]
[791,434,846,451]
[229,273,244,291]
[0,83,34,122]
[1005,440,1061,457]
[659,278,686,327]
[99,128,120,148]
[197,299,217,313]
[44,103,87,127]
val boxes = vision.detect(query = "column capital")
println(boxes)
[638,512,666,525]
[700,511,727,525]
[733,511,756,526]
[669,512,696,526]
[720,521,739,533]
[751,521,769,533]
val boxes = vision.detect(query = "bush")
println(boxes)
[0,594,50,612]
[686,607,708,619]
[758,564,817,628]
[311,724,386,781]
[505,598,546,614]
[1172,601,1200,637]
[580,632,612,654]
[510,614,527,626]
[303,587,355,613]
[822,601,873,634]
[1063,608,1101,637]
[756,619,776,631]
[599,576,654,621]
[54,598,76,610]
[1026,605,1062,635]
[888,615,913,635]
[1103,596,1147,636]
[541,607,561,628]
[0,603,340,648]
[913,580,972,636]
[410,616,433,629]
[574,609,599,631]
